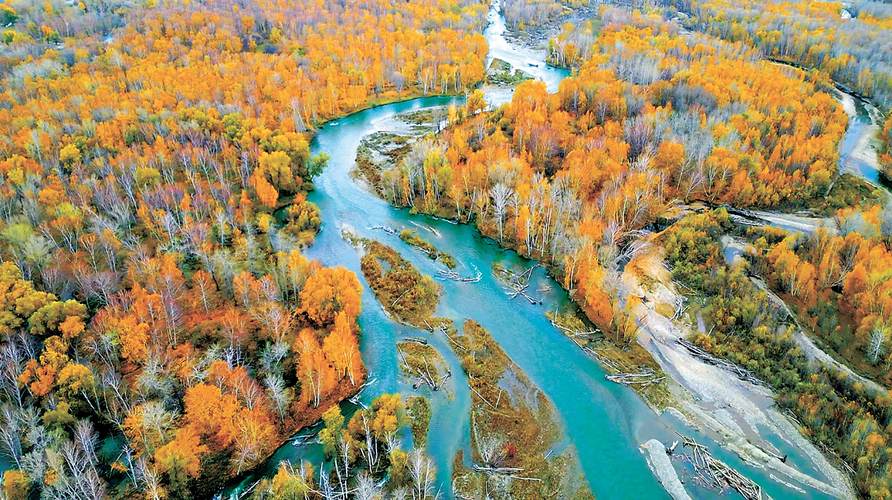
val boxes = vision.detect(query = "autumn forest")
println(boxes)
[0,0,891,498]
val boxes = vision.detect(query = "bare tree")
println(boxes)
[0,340,25,409]
[869,323,889,364]
[47,426,107,500]
[0,405,23,468]
[355,472,382,500]
[409,449,437,499]
[360,413,379,471]
[264,374,292,425]
[489,183,514,243]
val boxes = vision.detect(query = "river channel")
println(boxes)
[220,3,874,499]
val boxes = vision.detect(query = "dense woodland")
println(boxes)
[663,209,892,497]
[672,0,892,109]
[501,0,578,31]
[0,0,489,497]
[386,8,854,326]
[1,0,892,497]
[668,0,892,180]
[752,214,892,378]
[380,5,892,496]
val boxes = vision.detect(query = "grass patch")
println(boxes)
[449,319,592,499]
[486,58,532,86]
[406,396,432,448]
[400,229,456,268]
[397,108,447,128]
[397,340,449,391]
[360,240,441,327]
[804,172,884,215]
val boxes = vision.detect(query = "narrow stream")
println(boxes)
[220,4,868,499]
[837,89,887,188]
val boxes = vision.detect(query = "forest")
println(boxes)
[1,0,892,497]
[662,209,892,497]
[376,3,892,497]
[0,0,489,496]
[669,0,892,181]
[385,8,855,317]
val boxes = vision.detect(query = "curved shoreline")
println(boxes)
[226,6,869,499]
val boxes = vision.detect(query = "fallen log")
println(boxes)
[369,224,399,235]
[605,371,665,387]
[677,338,764,386]
[549,318,599,339]
[437,268,482,282]
[467,379,499,410]
[347,395,369,409]
[586,346,625,373]
[677,434,763,500]
[472,465,524,474]
[436,325,468,352]
[397,348,439,391]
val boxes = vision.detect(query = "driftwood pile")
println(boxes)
[431,323,468,353]
[470,464,542,483]
[605,368,664,387]
[676,338,763,386]
[493,264,541,305]
[588,347,622,371]
[347,377,377,409]
[369,224,399,235]
[549,316,599,340]
[409,220,441,238]
[437,268,482,282]
[677,434,763,500]
[570,341,664,388]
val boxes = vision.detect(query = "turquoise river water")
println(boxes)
[218,4,854,499]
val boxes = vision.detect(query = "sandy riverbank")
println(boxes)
[640,439,692,500]
[623,244,855,499]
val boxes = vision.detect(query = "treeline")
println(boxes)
[547,17,602,68]
[1,0,488,142]
[383,9,849,335]
[502,0,653,32]
[0,0,493,496]
[547,7,663,67]
[662,209,892,498]
[502,0,573,31]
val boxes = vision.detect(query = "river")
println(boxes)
[837,88,889,191]
[220,4,854,499]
